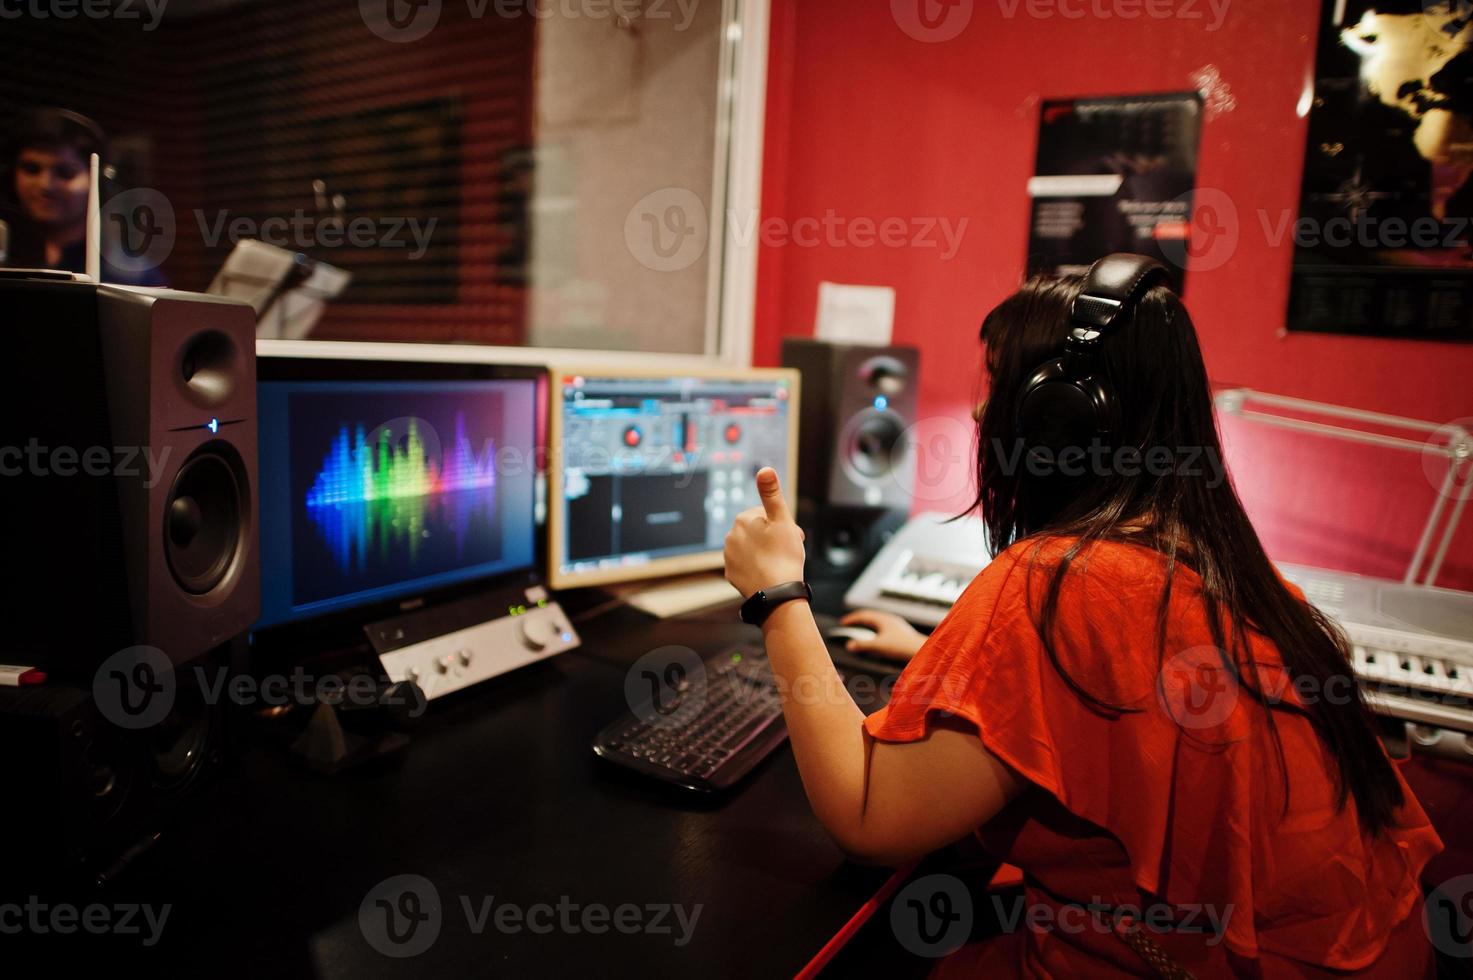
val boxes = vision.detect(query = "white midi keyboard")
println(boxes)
[1279,564,1473,739]
[843,513,990,627]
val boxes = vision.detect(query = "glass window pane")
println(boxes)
[0,0,731,355]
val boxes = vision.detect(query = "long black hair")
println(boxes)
[972,275,1405,835]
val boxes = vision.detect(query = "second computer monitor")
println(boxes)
[253,357,545,635]
[548,368,799,589]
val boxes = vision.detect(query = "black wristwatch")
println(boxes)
[739,581,813,627]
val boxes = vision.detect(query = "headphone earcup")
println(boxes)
[1017,359,1109,454]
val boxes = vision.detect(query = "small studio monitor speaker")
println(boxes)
[1,274,260,679]
[782,339,920,582]
[0,684,153,885]
[781,338,920,510]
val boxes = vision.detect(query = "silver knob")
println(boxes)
[517,617,552,651]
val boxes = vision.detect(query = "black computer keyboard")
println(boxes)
[592,642,788,794]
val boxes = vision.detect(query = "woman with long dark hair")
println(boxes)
[723,256,1442,976]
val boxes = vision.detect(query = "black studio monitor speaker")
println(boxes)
[782,338,919,510]
[0,274,261,680]
[781,339,920,580]
[0,684,153,889]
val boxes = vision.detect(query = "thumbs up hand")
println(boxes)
[724,467,807,600]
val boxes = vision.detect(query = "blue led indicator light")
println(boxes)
[206,418,220,434]
[873,396,888,412]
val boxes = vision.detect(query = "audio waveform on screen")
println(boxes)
[303,414,499,574]
[306,415,495,507]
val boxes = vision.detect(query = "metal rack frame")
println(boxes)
[1215,388,1472,589]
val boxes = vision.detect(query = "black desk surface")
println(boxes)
[40,600,898,978]
[18,590,1470,976]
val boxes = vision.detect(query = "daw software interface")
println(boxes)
[552,372,796,588]
[254,370,540,628]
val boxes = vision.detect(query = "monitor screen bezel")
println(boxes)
[545,364,801,591]
[251,355,549,653]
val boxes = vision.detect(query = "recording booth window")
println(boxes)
[0,0,749,357]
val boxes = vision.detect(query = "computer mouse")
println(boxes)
[825,625,878,646]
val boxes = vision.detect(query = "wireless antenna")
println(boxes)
[86,152,101,282]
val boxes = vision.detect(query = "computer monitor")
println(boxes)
[252,356,546,644]
[547,367,800,590]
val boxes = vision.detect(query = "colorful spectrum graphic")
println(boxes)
[306,414,497,506]
[304,414,498,574]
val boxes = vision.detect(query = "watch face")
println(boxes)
[739,583,810,627]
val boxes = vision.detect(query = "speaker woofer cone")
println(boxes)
[165,445,245,595]
[149,678,219,797]
[845,413,905,480]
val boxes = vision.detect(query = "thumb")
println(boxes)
[756,467,792,523]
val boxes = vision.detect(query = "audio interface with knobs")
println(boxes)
[364,584,580,701]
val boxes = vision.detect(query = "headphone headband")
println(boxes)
[1014,253,1172,452]
[1069,253,1169,337]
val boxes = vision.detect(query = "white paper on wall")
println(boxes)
[814,281,895,346]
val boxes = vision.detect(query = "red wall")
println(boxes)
[754,0,1473,589]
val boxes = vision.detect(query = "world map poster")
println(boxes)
[1291,0,1473,341]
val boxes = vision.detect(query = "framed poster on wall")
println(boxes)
[1290,0,1473,342]
[1025,92,1203,293]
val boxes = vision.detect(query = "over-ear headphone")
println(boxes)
[2,108,108,194]
[1015,253,1170,453]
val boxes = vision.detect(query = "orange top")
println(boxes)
[864,538,1443,978]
